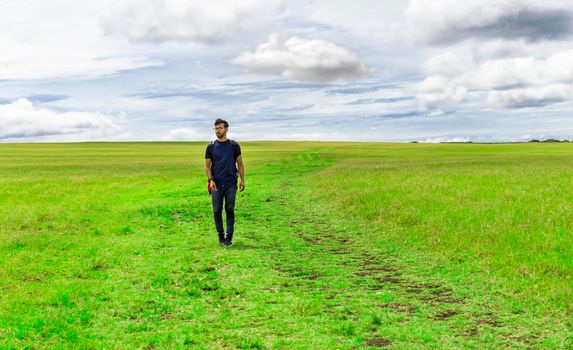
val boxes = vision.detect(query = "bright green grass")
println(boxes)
[311,142,573,310]
[0,142,571,349]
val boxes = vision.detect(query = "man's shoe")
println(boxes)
[224,235,233,246]
[218,234,225,244]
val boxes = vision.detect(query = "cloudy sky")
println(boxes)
[1,0,573,143]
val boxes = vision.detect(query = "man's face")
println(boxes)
[214,124,227,138]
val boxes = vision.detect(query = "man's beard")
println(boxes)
[216,132,225,138]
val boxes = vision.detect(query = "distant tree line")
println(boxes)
[528,139,572,143]
[409,139,572,143]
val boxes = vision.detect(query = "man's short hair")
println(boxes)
[214,118,229,128]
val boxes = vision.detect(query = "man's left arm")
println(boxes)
[236,155,245,192]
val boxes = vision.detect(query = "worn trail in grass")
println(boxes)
[256,149,571,349]
[0,142,571,349]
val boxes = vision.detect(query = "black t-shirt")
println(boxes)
[205,139,241,186]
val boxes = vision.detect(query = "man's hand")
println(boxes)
[210,180,218,192]
[239,180,245,192]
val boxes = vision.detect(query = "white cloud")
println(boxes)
[470,39,531,61]
[0,0,161,80]
[0,99,125,142]
[419,136,471,143]
[406,0,573,45]
[0,51,161,81]
[414,75,467,110]
[469,50,573,89]
[407,0,573,110]
[488,84,573,108]
[306,0,406,41]
[103,0,284,44]
[164,128,211,141]
[422,51,475,77]
[229,129,354,141]
[231,33,371,83]
[416,48,573,109]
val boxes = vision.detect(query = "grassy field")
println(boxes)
[0,141,571,349]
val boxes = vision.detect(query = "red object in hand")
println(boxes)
[207,179,213,195]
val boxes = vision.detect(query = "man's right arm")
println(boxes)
[205,158,213,179]
[205,143,214,180]
[205,158,217,192]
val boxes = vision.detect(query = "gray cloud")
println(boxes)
[407,0,573,45]
[488,84,573,108]
[474,10,572,41]
[436,10,572,45]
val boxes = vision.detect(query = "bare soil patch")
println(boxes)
[379,302,417,315]
[365,336,392,347]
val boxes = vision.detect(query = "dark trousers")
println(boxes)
[211,183,237,237]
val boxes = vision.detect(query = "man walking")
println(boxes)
[205,118,245,246]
